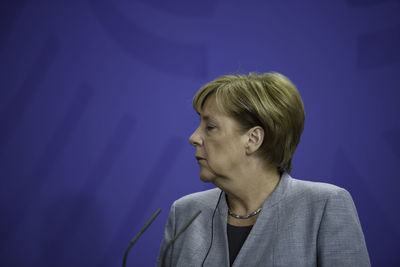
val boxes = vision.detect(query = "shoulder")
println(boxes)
[285,175,351,205]
[172,187,222,213]
[280,175,364,240]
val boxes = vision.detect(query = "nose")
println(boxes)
[189,127,202,146]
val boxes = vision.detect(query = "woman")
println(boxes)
[157,72,370,266]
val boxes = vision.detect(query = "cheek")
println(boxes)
[204,142,227,166]
[203,141,220,159]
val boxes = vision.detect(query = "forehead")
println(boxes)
[200,94,224,118]
[200,95,242,130]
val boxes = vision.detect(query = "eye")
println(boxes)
[206,124,215,131]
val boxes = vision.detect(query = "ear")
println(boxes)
[245,126,264,155]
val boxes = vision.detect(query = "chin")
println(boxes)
[199,174,214,183]
[199,169,215,183]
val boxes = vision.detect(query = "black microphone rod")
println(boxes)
[161,210,202,267]
[122,208,161,267]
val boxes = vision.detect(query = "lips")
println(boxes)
[195,156,205,161]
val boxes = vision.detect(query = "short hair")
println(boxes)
[193,72,305,173]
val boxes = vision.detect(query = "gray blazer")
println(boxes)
[157,173,370,266]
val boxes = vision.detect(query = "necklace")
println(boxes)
[228,207,262,219]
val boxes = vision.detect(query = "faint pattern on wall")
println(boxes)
[0,35,59,153]
[90,0,207,79]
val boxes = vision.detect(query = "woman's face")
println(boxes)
[189,94,248,184]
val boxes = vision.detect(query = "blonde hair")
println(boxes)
[193,72,305,173]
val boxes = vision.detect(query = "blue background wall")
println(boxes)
[1,0,399,266]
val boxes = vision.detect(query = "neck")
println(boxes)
[224,166,281,219]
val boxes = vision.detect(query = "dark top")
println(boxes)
[227,224,253,266]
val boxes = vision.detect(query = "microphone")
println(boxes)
[161,210,202,267]
[122,208,161,267]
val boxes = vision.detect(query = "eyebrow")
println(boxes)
[201,115,210,121]
[201,114,217,121]
[201,115,219,126]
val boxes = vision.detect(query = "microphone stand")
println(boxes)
[122,209,161,267]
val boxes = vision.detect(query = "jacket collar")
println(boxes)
[216,172,292,216]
